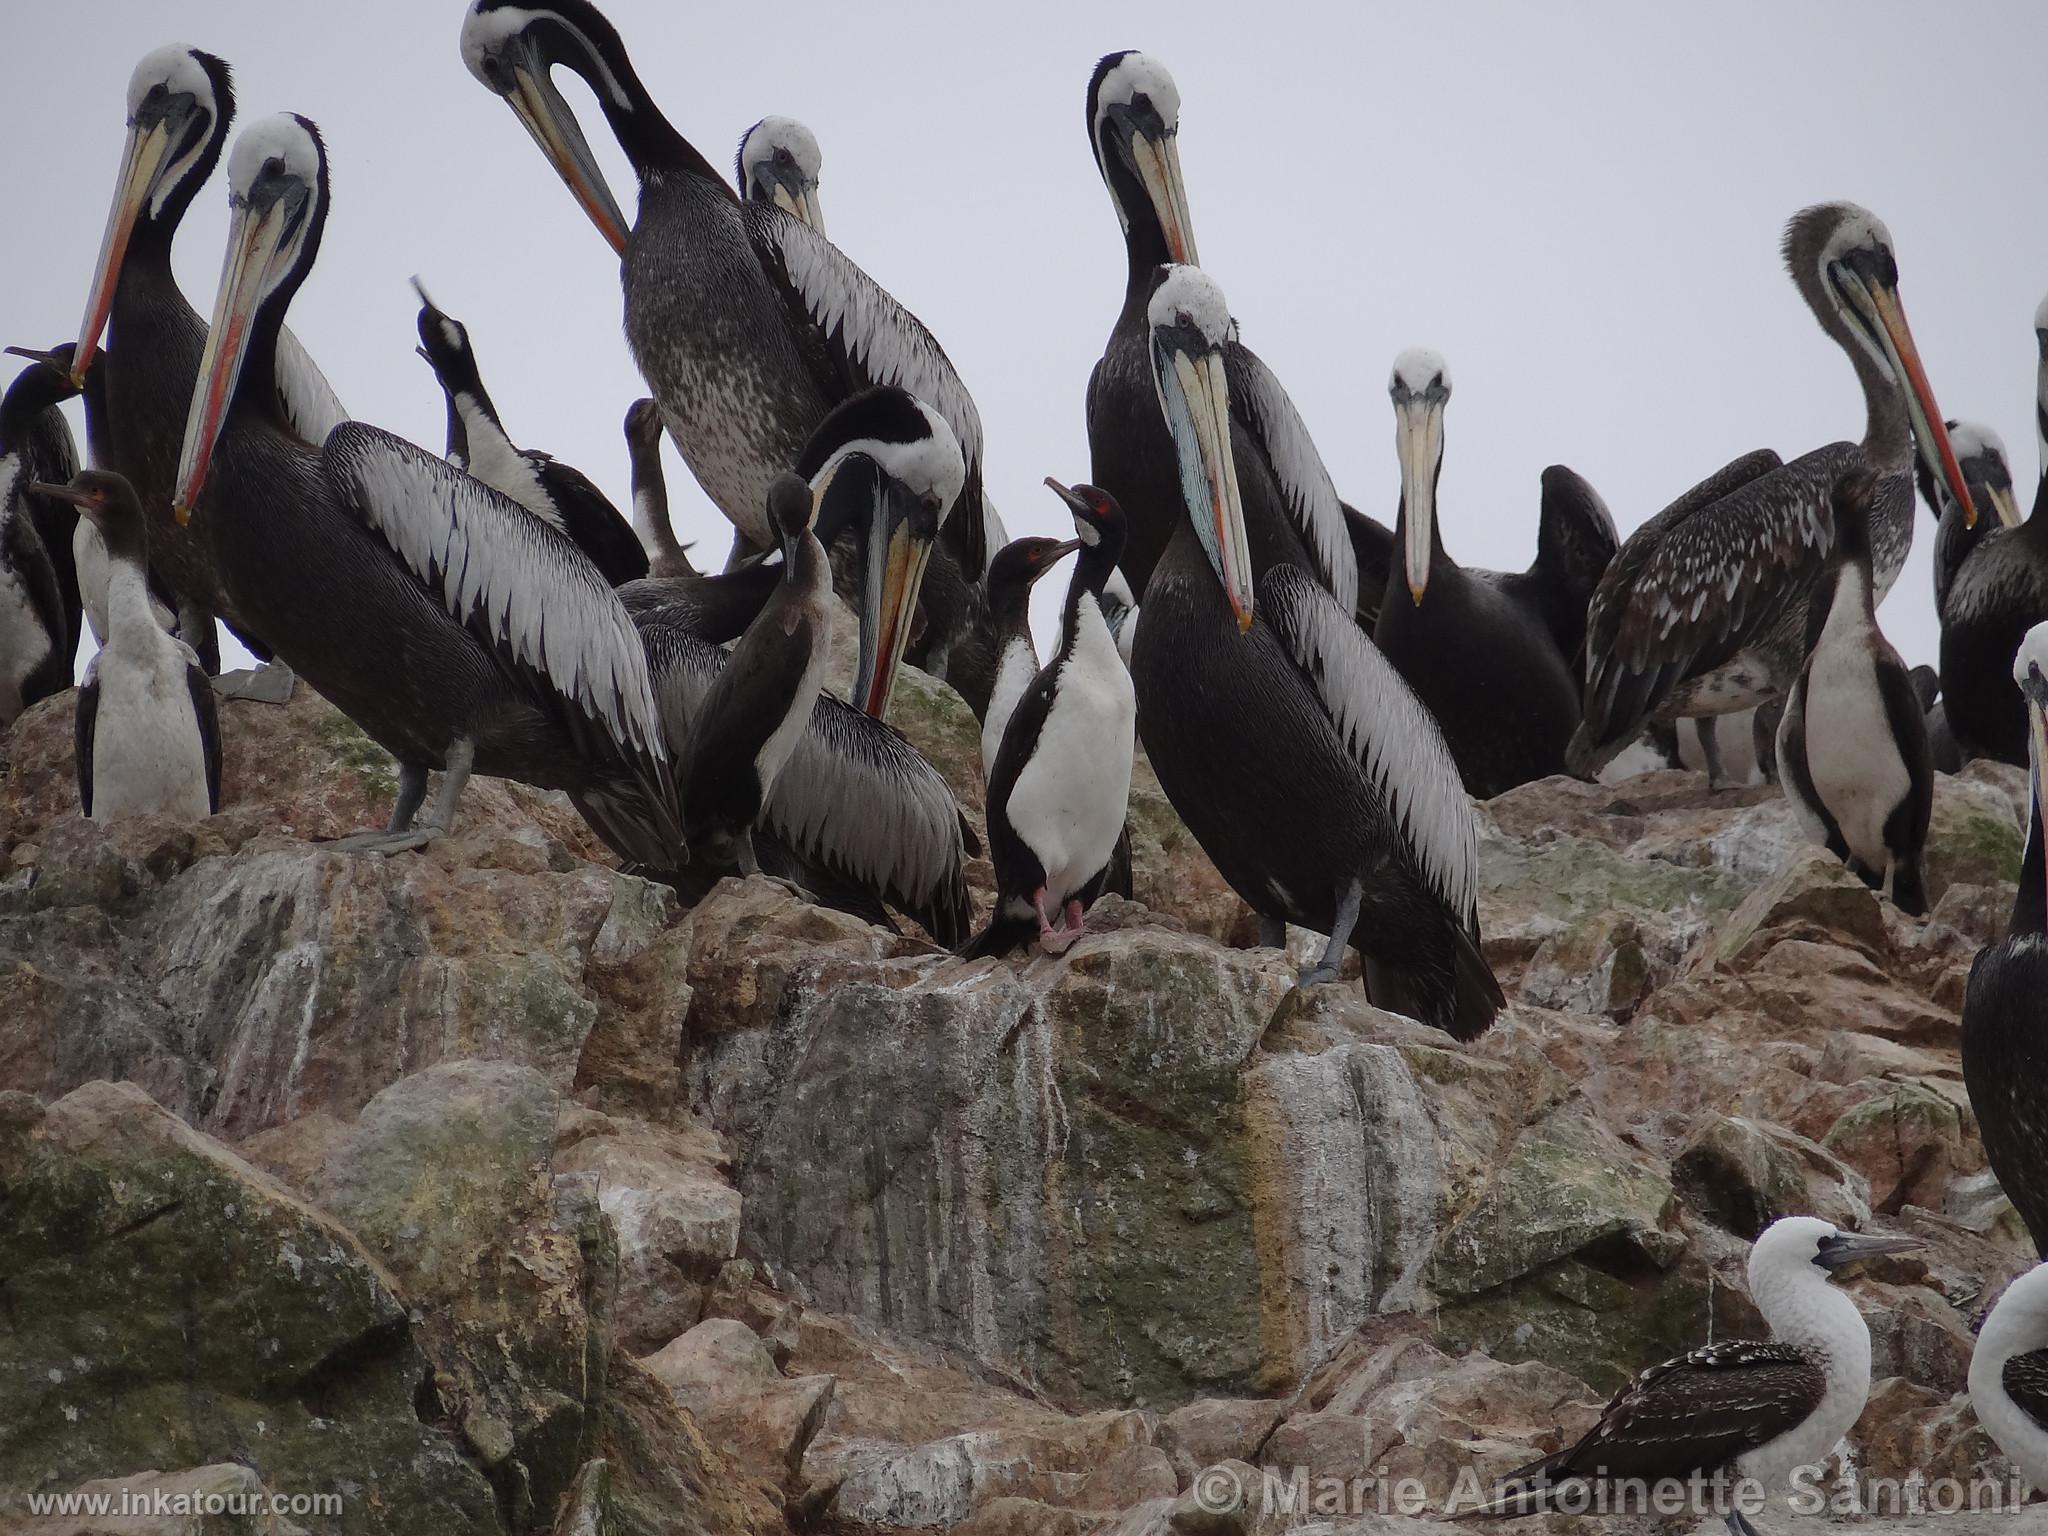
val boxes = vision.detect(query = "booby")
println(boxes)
[968,482,1136,958]
[174,112,679,865]
[1918,420,2018,620]
[38,471,220,819]
[1132,266,1501,1037]
[64,43,346,684]
[678,474,830,874]
[0,358,80,725]
[736,116,823,232]
[981,532,1080,774]
[1082,53,1358,616]
[1470,1217,1918,1536]
[624,398,697,578]
[461,0,997,712]
[1573,203,1976,773]
[1774,468,1933,912]
[1373,349,1582,797]
[1969,1264,2048,1489]
[1959,619,2048,1257]
[410,281,648,584]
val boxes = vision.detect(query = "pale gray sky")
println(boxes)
[7,0,2047,674]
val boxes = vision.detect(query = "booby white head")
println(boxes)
[1388,347,1452,605]
[71,44,236,387]
[1087,51,1197,265]
[1970,1264,2048,1490]
[1146,264,1249,628]
[737,115,824,234]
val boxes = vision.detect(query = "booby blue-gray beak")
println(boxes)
[1813,1229,1920,1272]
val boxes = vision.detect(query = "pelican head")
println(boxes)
[2018,621,2048,860]
[1388,347,1451,604]
[71,44,236,388]
[737,116,824,234]
[1784,202,1975,528]
[1146,264,1250,629]
[173,113,329,524]
[1087,51,1197,268]
[1916,419,2019,531]
[795,388,963,719]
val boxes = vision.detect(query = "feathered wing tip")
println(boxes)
[568,782,688,871]
[1450,1455,1575,1520]
[959,909,1037,961]
[1448,923,1506,1041]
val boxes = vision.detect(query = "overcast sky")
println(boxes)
[6,0,2047,677]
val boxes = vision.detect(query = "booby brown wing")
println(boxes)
[2004,1349,2048,1431]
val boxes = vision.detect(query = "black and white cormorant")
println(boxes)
[1774,467,1932,913]
[65,43,347,684]
[1132,266,1501,1038]
[1960,619,2048,1258]
[1572,203,1976,773]
[460,0,997,711]
[1918,420,2020,620]
[1969,1264,2048,1490]
[174,113,679,865]
[981,533,1080,774]
[624,398,697,579]
[1081,53,1358,619]
[968,482,1135,958]
[1372,349,1583,797]
[410,280,647,584]
[0,358,80,725]
[736,116,823,232]
[679,473,830,874]
[1470,1217,1917,1536]
[40,471,220,820]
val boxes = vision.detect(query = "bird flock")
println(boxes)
[2,4,2048,1522]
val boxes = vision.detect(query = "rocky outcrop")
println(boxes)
[4,673,2042,1536]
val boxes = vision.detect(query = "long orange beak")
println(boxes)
[1131,129,1198,266]
[72,119,174,387]
[505,62,631,256]
[1851,275,1977,530]
[1152,338,1252,630]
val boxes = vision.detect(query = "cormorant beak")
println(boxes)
[27,481,92,512]
[837,465,936,719]
[1121,117,1198,265]
[1393,392,1445,605]
[72,117,176,388]
[502,52,632,256]
[1814,1230,1920,1272]
[1837,268,1976,529]
[1151,335,1251,629]
[174,186,298,526]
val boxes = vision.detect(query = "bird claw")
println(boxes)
[1296,963,1341,988]
[210,662,296,705]
[325,825,441,856]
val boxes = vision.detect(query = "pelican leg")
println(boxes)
[1697,716,1727,788]
[384,764,430,833]
[329,739,472,855]
[736,831,761,878]
[1298,879,1363,988]
[1258,916,1288,950]
[1036,888,1078,955]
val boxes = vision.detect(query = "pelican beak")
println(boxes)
[767,168,824,237]
[850,471,936,719]
[1150,335,1252,630]
[1815,1230,1920,1272]
[1841,270,1975,529]
[2027,677,2048,915]
[1984,478,2026,532]
[1394,394,1445,605]
[504,56,631,256]
[1127,124,1198,265]
[72,118,175,387]
[174,187,297,526]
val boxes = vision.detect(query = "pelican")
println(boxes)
[1130,267,1500,1039]
[460,0,995,713]
[736,116,823,232]
[1917,420,2017,619]
[0,356,82,724]
[1573,203,1976,772]
[173,113,678,865]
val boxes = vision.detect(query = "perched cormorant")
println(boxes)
[411,280,648,584]
[174,113,679,864]
[736,116,823,232]
[41,471,220,819]
[968,482,1135,958]
[981,533,1079,774]
[680,474,831,874]
[1959,619,2048,1257]
[1775,466,1933,913]
[624,398,697,579]
[1372,350,1581,797]
[1471,1217,1918,1536]
[1573,204,1975,773]
[1969,1264,2048,1489]
[1131,266,1500,1037]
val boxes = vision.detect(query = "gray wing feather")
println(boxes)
[323,422,666,764]
[274,324,348,443]
[1262,564,1476,920]
[1224,345,1357,615]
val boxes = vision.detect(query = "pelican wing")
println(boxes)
[749,211,989,575]
[323,422,668,769]
[274,323,348,444]
[1261,564,1476,921]
[635,608,972,943]
[1224,344,1357,615]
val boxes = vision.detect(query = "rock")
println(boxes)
[1156,1400,1285,1485]
[1067,1446,1178,1512]
[1672,1114,1871,1237]
[1923,764,2028,904]
[642,1322,835,1492]
[1712,846,1888,968]
[0,1082,498,1533]
[1822,1082,1970,1216]
[27,1463,310,1536]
